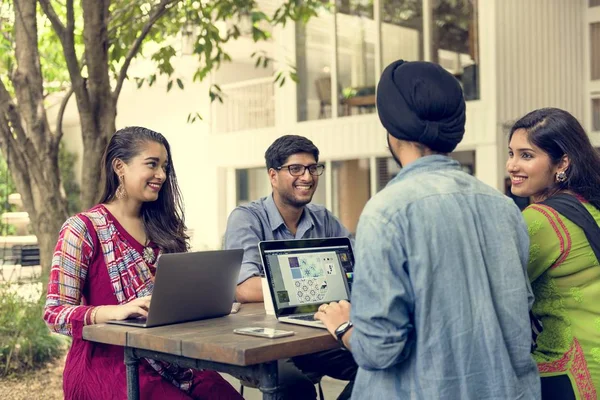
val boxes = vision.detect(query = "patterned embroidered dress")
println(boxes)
[523,200,600,400]
[43,205,242,400]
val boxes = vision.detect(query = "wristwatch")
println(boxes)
[334,321,353,349]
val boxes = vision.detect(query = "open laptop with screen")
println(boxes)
[107,249,242,328]
[258,237,354,329]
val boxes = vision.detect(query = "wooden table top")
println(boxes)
[82,303,339,366]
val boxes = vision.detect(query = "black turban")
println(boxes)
[376,60,466,153]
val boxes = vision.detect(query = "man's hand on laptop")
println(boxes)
[314,300,351,338]
[94,296,152,323]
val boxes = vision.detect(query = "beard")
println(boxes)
[387,135,403,168]
[278,188,314,209]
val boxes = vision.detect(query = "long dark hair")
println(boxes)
[98,126,188,253]
[509,108,600,210]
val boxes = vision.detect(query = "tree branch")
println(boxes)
[0,79,33,156]
[38,0,86,110]
[66,0,75,33]
[113,0,181,100]
[0,115,35,215]
[38,0,66,38]
[53,86,74,150]
[0,78,46,190]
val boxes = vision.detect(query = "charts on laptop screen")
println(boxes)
[263,245,353,310]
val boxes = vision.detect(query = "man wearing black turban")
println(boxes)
[377,60,466,158]
[315,60,540,399]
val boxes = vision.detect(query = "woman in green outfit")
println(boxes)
[506,108,600,400]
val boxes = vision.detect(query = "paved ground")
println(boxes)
[221,374,347,399]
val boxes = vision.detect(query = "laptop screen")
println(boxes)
[260,238,354,316]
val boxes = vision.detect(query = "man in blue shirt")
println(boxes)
[315,60,541,399]
[225,135,350,303]
[224,135,356,399]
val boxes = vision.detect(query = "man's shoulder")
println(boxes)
[231,198,269,217]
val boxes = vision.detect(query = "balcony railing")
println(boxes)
[212,77,275,133]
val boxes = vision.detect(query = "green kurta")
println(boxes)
[523,201,600,400]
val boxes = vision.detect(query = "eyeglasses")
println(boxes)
[275,163,325,176]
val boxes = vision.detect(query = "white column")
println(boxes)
[374,0,383,77]
[274,23,298,130]
[475,142,504,191]
[369,156,378,197]
[325,160,333,211]
[331,2,340,118]
[422,0,433,61]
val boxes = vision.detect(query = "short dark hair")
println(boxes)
[509,108,600,210]
[264,135,320,170]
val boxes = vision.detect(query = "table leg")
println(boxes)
[124,347,140,400]
[257,361,280,400]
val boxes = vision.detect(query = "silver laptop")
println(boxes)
[258,237,354,329]
[107,249,242,328]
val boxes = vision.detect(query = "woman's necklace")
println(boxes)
[142,238,156,264]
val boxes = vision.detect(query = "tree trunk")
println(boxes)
[30,201,69,280]
[0,0,70,276]
[80,115,115,209]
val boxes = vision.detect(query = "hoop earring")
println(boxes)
[116,175,127,199]
[556,171,567,183]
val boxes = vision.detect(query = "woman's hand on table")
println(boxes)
[94,296,152,324]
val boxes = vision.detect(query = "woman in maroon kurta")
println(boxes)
[43,127,242,400]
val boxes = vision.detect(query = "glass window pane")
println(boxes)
[312,168,327,206]
[332,159,371,234]
[382,0,424,68]
[375,157,401,192]
[296,13,334,121]
[593,98,600,131]
[236,167,271,206]
[591,23,600,81]
[431,0,479,100]
[337,0,376,117]
[450,150,475,175]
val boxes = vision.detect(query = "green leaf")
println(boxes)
[176,78,184,90]
[167,80,173,92]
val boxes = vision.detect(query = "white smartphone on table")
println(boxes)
[233,327,295,339]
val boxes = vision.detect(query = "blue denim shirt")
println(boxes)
[349,155,540,399]
[224,194,350,284]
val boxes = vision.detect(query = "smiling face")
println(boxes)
[115,141,169,204]
[270,152,319,209]
[506,129,567,202]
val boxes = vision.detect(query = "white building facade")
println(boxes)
[59,0,597,251]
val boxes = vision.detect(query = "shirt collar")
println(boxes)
[264,194,315,234]
[391,155,461,184]
[265,194,286,231]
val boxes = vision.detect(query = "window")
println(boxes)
[332,159,371,234]
[591,23,600,81]
[296,14,334,121]
[593,98,600,132]
[590,0,600,7]
[235,167,271,206]
[337,0,376,117]
[430,0,479,100]
[375,156,401,192]
[382,0,424,68]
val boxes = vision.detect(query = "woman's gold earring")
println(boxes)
[116,175,127,199]
[556,171,567,183]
